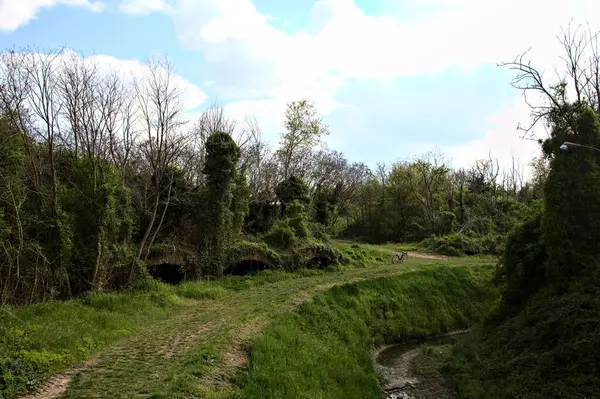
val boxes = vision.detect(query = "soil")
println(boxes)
[373,331,468,399]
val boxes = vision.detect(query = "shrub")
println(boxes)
[496,210,546,308]
[0,358,31,398]
[421,233,503,256]
[309,222,331,242]
[275,176,310,208]
[263,221,297,250]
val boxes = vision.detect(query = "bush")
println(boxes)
[308,222,330,242]
[447,280,600,399]
[263,221,297,250]
[0,358,31,398]
[542,105,600,290]
[495,210,546,308]
[288,216,310,239]
[421,233,503,256]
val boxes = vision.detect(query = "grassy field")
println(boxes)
[0,242,496,399]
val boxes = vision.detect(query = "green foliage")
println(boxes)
[336,242,388,268]
[341,153,537,246]
[197,132,243,276]
[308,221,330,242]
[542,105,600,290]
[440,211,457,234]
[445,105,600,399]
[237,266,498,398]
[230,166,250,237]
[421,233,503,256]
[275,175,310,209]
[244,201,279,235]
[226,240,282,269]
[285,200,310,239]
[447,279,600,399]
[313,185,338,227]
[495,208,546,308]
[278,99,330,179]
[58,155,133,293]
[263,220,297,250]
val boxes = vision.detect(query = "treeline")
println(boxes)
[0,48,540,306]
[0,49,373,305]
[340,151,547,250]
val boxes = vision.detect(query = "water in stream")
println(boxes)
[373,330,469,399]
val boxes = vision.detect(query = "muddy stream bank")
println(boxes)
[373,330,469,399]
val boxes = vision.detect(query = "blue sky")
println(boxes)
[1,0,599,174]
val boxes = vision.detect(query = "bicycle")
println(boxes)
[392,250,408,264]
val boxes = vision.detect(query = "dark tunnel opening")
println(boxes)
[225,259,270,276]
[305,256,335,270]
[149,263,185,285]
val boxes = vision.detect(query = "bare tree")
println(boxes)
[499,23,600,138]
[24,50,63,211]
[0,50,41,188]
[375,162,388,185]
[132,56,189,274]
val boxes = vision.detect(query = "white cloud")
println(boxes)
[443,95,542,179]
[120,0,600,171]
[84,52,207,112]
[119,0,170,15]
[0,0,104,32]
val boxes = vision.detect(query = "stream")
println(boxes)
[373,330,469,399]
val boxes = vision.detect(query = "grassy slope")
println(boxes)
[236,264,498,399]
[0,242,494,399]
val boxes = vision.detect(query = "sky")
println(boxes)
[1,0,599,177]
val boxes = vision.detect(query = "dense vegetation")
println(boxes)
[0,49,543,308]
[444,26,600,398]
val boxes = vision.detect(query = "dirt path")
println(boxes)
[20,257,454,399]
[407,251,448,260]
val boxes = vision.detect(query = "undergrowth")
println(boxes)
[445,276,600,399]
[236,265,498,398]
[421,233,504,256]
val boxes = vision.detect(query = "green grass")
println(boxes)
[0,242,496,398]
[236,265,498,399]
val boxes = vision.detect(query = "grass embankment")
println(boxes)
[236,264,498,398]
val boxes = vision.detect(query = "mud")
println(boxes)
[373,330,468,399]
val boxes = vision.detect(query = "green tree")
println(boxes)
[275,175,310,216]
[278,99,329,179]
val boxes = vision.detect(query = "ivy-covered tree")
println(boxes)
[197,131,241,276]
[542,104,600,290]
[275,175,310,217]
